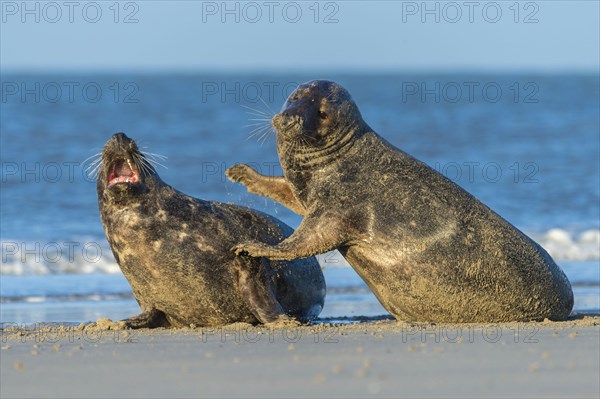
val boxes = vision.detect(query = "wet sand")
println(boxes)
[1,315,599,398]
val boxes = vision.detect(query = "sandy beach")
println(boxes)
[1,315,599,398]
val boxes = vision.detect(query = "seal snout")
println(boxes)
[110,132,133,150]
[113,132,129,141]
[101,133,143,188]
[272,113,301,134]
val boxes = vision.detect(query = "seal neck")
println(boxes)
[98,174,166,212]
[277,121,368,173]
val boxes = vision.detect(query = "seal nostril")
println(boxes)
[113,132,127,141]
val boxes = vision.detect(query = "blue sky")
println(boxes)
[1,1,598,72]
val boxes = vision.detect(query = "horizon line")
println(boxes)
[1,66,598,76]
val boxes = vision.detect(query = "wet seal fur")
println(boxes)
[97,133,325,328]
[227,80,574,323]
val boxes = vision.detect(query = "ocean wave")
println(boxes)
[532,229,600,262]
[0,292,134,303]
[1,228,598,275]
[0,288,382,304]
[0,240,120,275]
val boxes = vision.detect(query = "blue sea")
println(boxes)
[1,73,598,325]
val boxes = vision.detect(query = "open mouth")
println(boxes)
[107,159,139,187]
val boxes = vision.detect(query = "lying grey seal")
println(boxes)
[226,80,573,323]
[97,133,325,328]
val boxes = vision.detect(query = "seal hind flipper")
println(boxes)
[235,257,290,323]
[122,308,170,329]
[226,164,306,216]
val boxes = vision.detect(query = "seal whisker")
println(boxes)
[240,104,267,112]
[143,156,168,168]
[141,151,168,161]
[241,106,271,119]
[244,110,270,117]
[242,100,277,121]
[82,154,103,179]
[142,158,155,177]
[247,122,271,135]
[247,128,271,142]
[141,152,169,172]
[258,96,277,116]
[83,153,103,173]
[143,155,168,164]
[139,158,155,177]
[84,158,103,172]
[81,152,102,165]
[141,154,162,176]
[86,162,101,176]
[144,157,168,171]
[132,153,152,178]
[86,156,102,165]
[242,99,277,145]
[242,99,277,146]
[131,153,144,177]
[244,112,271,120]
[247,123,270,133]
[257,127,275,145]
[247,124,273,142]
[241,103,271,115]
[244,122,271,128]
[85,164,101,177]
[142,151,168,159]
[86,162,103,180]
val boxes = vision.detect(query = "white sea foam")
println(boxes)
[533,229,600,261]
[0,240,121,276]
[1,229,598,275]
[321,229,600,265]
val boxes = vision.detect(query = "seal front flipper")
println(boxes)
[234,214,354,261]
[226,164,306,216]
[122,308,170,329]
[235,257,291,324]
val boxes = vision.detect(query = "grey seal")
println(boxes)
[226,80,573,323]
[97,133,325,328]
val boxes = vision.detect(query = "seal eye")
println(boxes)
[319,111,328,120]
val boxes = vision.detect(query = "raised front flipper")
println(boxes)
[226,164,306,216]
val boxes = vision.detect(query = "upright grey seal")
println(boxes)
[226,80,573,323]
[97,133,325,328]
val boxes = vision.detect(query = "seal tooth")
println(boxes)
[126,159,134,173]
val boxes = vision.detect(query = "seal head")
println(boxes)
[273,80,369,169]
[97,132,160,206]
